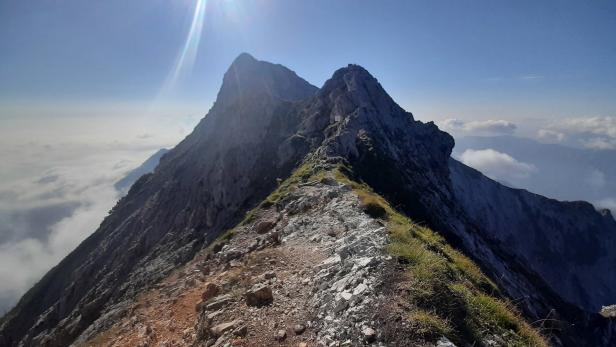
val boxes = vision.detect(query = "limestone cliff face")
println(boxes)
[0,54,317,347]
[301,63,616,346]
[1,54,615,346]
[450,159,616,313]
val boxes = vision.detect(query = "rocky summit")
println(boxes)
[1,53,615,347]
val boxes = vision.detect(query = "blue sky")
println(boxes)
[1,0,616,313]
[1,0,615,122]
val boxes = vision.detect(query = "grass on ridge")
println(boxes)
[334,166,547,347]
[211,160,546,346]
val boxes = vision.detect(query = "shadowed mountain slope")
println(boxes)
[1,54,614,347]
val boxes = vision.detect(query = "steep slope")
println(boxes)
[1,54,614,346]
[114,148,170,195]
[450,159,616,312]
[0,53,317,347]
[452,135,616,206]
[294,64,616,345]
[297,65,616,346]
[84,163,546,347]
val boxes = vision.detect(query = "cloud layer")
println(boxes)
[0,146,154,313]
[0,111,200,314]
[439,119,517,136]
[459,149,536,183]
[540,116,616,149]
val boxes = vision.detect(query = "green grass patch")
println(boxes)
[408,309,453,339]
[213,161,545,347]
[261,160,315,206]
[334,166,547,347]
[359,195,388,219]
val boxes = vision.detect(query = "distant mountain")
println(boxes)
[1,54,614,347]
[114,148,169,195]
[454,135,616,211]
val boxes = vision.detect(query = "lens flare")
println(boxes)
[161,0,207,95]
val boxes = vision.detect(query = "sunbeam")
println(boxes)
[161,0,207,95]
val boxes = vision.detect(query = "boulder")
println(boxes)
[222,248,243,261]
[600,304,616,318]
[353,283,367,295]
[205,294,232,311]
[437,337,457,347]
[247,240,260,252]
[362,326,376,343]
[269,230,281,245]
[201,282,220,301]
[245,284,273,307]
[233,325,248,337]
[195,301,204,313]
[255,220,276,234]
[275,329,287,341]
[263,271,277,280]
[293,324,306,335]
[210,320,240,337]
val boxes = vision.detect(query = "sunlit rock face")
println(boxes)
[1,54,615,347]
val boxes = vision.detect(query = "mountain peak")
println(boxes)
[316,63,411,123]
[333,63,374,79]
[229,52,258,68]
[215,54,317,108]
[3,55,615,347]
[322,63,380,92]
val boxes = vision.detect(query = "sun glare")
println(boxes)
[162,0,208,93]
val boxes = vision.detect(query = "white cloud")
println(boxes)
[544,116,616,150]
[439,119,517,136]
[537,129,565,142]
[0,182,118,312]
[0,111,200,313]
[459,149,536,182]
[555,116,616,138]
[580,137,616,150]
[0,147,146,313]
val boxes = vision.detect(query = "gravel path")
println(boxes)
[84,176,394,347]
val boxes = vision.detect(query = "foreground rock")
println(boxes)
[210,320,241,337]
[245,284,273,307]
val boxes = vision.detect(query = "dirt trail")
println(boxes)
[85,177,393,347]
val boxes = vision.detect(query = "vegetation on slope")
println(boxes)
[224,159,547,346]
[335,166,547,347]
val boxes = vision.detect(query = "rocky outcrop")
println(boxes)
[0,53,317,347]
[1,53,615,347]
[300,63,616,346]
[297,62,616,345]
[449,159,616,313]
[83,170,402,346]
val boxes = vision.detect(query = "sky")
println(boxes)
[0,0,615,313]
[1,0,615,121]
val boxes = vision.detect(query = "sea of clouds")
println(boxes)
[1,111,614,314]
[439,116,616,215]
[0,109,201,313]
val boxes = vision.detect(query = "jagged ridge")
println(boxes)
[1,53,615,347]
[82,161,548,346]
